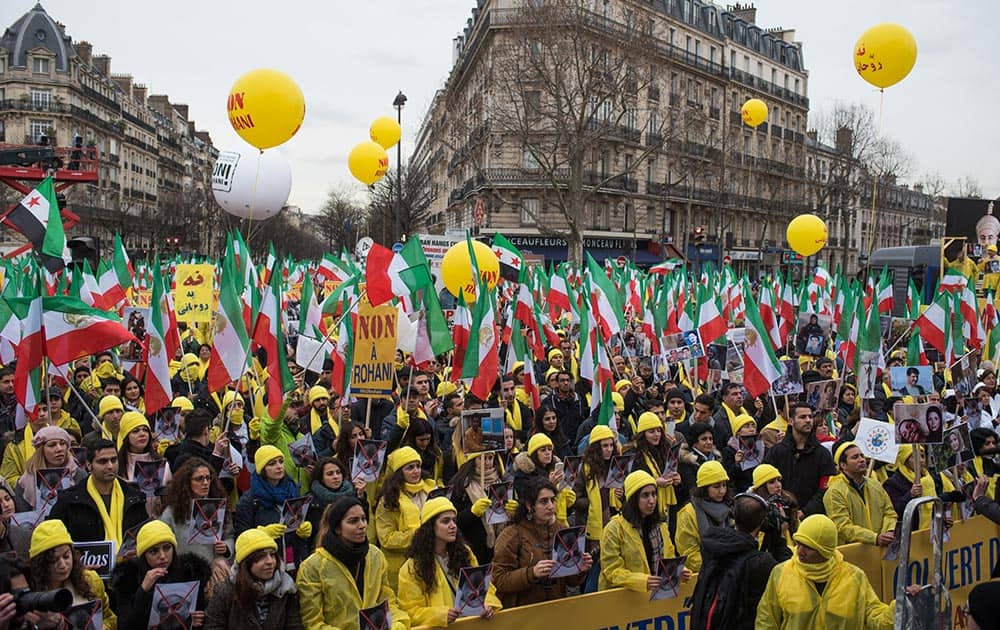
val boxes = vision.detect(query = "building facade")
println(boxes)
[0,3,223,258]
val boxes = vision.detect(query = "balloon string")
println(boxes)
[865,89,885,270]
[245,150,263,246]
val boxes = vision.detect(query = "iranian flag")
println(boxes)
[585,254,624,339]
[492,233,523,283]
[741,285,782,398]
[777,273,796,342]
[253,266,294,418]
[876,267,893,315]
[547,264,571,315]
[95,233,133,309]
[696,284,727,346]
[330,296,355,396]
[649,258,684,275]
[41,296,138,366]
[4,177,70,272]
[906,277,921,319]
[450,292,471,381]
[10,278,42,416]
[365,240,433,307]
[460,250,499,399]
[0,296,20,364]
[317,252,353,283]
[145,268,174,414]
[207,257,250,393]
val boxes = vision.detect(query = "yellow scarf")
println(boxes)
[310,407,339,436]
[792,548,843,583]
[86,477,124,547]
[505,402,523,431]
[641,449,677,510]
[898,463,952,528]
[21,423,35,463]
[724,404,748,434]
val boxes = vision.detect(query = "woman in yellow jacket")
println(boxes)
[375,446,439,590]
[755,514,898,630]
[27,519,117,629]
[599,470,691,592]
[571,425,622,592]
[297,496,409,630]
[625,412,681,520]
[675,461,733,572]
[397,497,501,627]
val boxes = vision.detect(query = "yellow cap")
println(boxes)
[136,520,177,557]
[171,396,194,411]
[834,441,859,465]
[696,460,729,487]
[436,381,457,398]
[611,392,625,412]
[615,379,632,392]
[624,470,656,502]
[236,527,278,564]
[420,496,457,525]
[730,414,756,435]
[548,348,563,362]
[307,385,330,404]
[387,446,421,473]
[896,444,917,469]
[254,445,284,471]
[636,412,662,435]
[117,411,150,449]
[512,361,525,374]
[222,390,241,410]
[589,425,616,445]
[793,514,838,559]
[181,353,200,367]
[752,464,782,489]
[30,519,74,558]
[527,433,554,456]
[98,395,124,418]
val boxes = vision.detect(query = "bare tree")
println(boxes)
[365,162,436,245]
[310,187,367,253]
[918,171,948,200]
[952,176,983,199]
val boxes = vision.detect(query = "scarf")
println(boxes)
[641,449,677,508]
[310,479,353,508]
[20,423,36,464]
[792,548,843,584]
[86,476,124,546]
[465,462,501,547]
[640,517,664,573]
[505,402,523,431]
[250,471,299,510]
[324,536,370,598]
[723,404,748,434]
[692,497,732,535]
[309,407,337,436]
[898,464,951,528]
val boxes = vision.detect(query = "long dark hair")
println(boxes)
[633,428,668,471]
[377,468,406,511]
[29,546,94,600]
[620,485,663,529]
[405,513,472,592]
[233,548,276,610]
[512,477,558,523]
[310,456,349,487]
[117,425,161,477]
[164,457,226,521]
[401,418,441,479]
[449,452,495,493]
[583,437,615,483]
[333,420,365,466]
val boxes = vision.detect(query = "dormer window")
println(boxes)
[32,57,49,74]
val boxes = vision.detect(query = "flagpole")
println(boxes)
[62,373,104,434]
[300,289,369,378]
[882,318,920,358]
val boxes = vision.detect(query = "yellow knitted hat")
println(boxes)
[624,470,656,502]
[136,520,177,557]
[589,425,615,445]
[254,445,283,471]
[752,464,781,489]
[420,496,457,525]
[30,519,74,558]
[236,527,278,564]
[636,412,663,435]
[387,446,421,473]
[834,441,859,465]
[527,433,554,456]
[793,514,838,559]
[117,411,151,449]
[611,392,625,412]
[98,395,124,418]
[696,460,729,488]
[170,396,194,411]
[730,413,756,435]
[307,385,330,404]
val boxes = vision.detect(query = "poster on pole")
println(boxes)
[350,290,398,398]
[174,264,215,323]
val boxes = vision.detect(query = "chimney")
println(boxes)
[835,126,853,154]
[111,74,133,96]
[174,104,189,121]
[729,3,756,24]
[806,130,817,143]
[132,84,147,105]
[73,41,92,65]
[147,94,170,117]
[92,54,111,76]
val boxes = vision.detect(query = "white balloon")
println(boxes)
[211,148,292,220]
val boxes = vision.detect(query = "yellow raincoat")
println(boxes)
[85,569,117,630]
[822,474,897,545]
[296,546,409,630]
[397,547,502,627]
[598,514,677,591]
[674,502,703,572]
[375,479,438,590]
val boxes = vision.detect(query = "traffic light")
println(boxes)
[692,226,706,244]
[165,236,181,247]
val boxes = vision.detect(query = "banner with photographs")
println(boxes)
[649,556,687,601]
[795,313,831,357]
[120,306,150,364]
[461,408,506,453]
[289,433,318,469]
[928,423,974,471]
[561,456,582,490]
[771,359,804,396]
[733,434,764,471]
[604,453,635,489]
[889,366,934,399]
[892,402,945,444]
[359,601,391,630]
[35,467,75,515]
[854,418,899,464]
[118,519,153,561]
[805,379,840,414]
[857,351,882,399]
[454,564,492,618]
[63,599,102,630]
[153,409,181,444]
[485,481,513,526]
[352,440,387,483]
[549,526,587,578]
[149,580,198,629]
[281,496,313,530]
[133,460,166,498]
[662,330,705,364]
[187,498,225,545]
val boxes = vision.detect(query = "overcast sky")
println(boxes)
[3,0,997,215]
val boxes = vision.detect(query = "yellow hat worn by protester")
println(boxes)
[236,527,279,563]
[793,514,838,558]
[589,425,616,445]
[117,411,150,449]
[254,445,283,472]
[696,460,729,487]
[420,497,457,525]
[611,392,625,412]
[30,519,73,558]
[624,470,656,501]
[308,385,330,404]
[171,396,194,411]
[527,433,554,456]
[548,348,563,362]
[99,395,124,418]
[387,446,421,473]
[731,413,756,435]
[221,390,241,410]
[753,464,782,489]
[615,379,632,392]
[436,381,457,398]
[136,520,177,557]
[635,412,663,435]
[833,441,858,465]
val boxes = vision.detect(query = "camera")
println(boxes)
[763,494,791,532]
[12,587,73,614]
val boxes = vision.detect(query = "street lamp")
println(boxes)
[393,90,407,242]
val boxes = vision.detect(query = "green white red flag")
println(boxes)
[740,285,783,398]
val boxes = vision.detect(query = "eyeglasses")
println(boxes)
[191,475,212,483]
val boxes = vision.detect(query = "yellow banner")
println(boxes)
[174,264,215,323]
[349,291,397,397]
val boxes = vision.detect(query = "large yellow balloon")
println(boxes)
[853,23,917,89]
[370,117,401,150]
[227,69,305,150]
[348,141,389,186]
[740,98,768,128]
[786,214,828,257]
[441,240,500,302]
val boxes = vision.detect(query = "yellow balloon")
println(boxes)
[440,240,500,302]
[227,69,306,150]
[786,214,828,257]
[348,141,389,186]
[853,23,917,89]
[740,98,768,128]
[370,117,402,150]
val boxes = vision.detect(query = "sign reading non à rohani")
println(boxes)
[349,290,397,398]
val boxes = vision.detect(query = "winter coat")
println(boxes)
[109,552,212,629]
[491,517,584,608]
[81,569,118,630]
[543,392,588,449]
[763,431,836,516]
[822,475,897,545]
[721,442,756,494]
[164,438,227,475]
[512,451,557,502]
[260,406,310,492]
[675,499,733,573]
[374,479,438,591]
[203,570,303,630]
[689,526,779,630]
[397,546,502,627]
[234,484,310,567]
[598,514,677,592]
[159,505,235,565]
[296,546,409,630]
[572,463,622,542]
[47,477,148,543]
[755,556,895,630]
[451,482,493,565]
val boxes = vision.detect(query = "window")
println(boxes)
[624,107,636,129]
[521,198,539,224]
[32,57,49,74]
[599,151,609,176]
[624,203,636,230]
[744,55,750,72]
[646,159,655,187]
[595,203,610,230]
[0,58,5,73]
[523,148,540,171]
[524,91,541,120]
[663,208,673,234]
[686,35,692,53]
[710,46,716,63]
[771,68,777,85]
[730,50,736,69]
[794,78,801,95]
[694,40,700,58]
[648,110,658,133]
[30,89,51,110]
[757,61,763,77]
[784,73,789,89]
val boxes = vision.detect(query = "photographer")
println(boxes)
[750,464,797,556]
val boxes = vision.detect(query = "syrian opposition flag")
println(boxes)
[40,296,138,366]
[365,240,433,307]
[145,267,174,414]
[492,233,523,283]
[5,177,70,272]
[741,285,782,398]
[207,257,250,393]
[253,267,294,418]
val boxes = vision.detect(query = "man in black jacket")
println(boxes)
[164,408,230,474]
[690,494,788,630]
[763,401,836,517]
[47,439,147,543]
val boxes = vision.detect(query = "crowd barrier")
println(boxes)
[414,515,1000,630]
